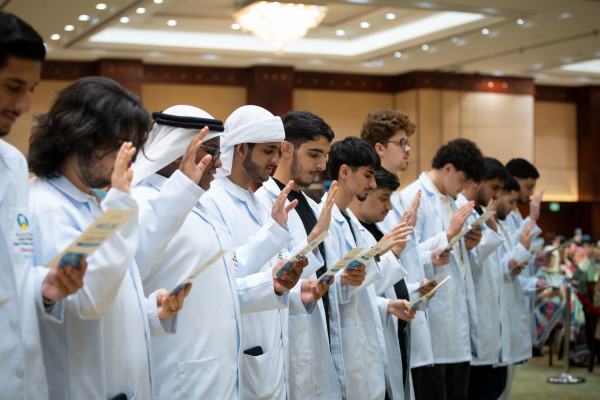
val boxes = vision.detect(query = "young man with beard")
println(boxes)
[361,109,442,399]
[348,167,425,400]
[321,136,404,400]
[0,12,86,398]
[201,105,325,400]
[28,77,189,399]
[504,158,544,245]
[400,138,484,400]
[255,111,346,399]
[491,177,540,400]
[457,157,509,399]
[130,105,308,399]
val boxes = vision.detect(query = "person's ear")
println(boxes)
[235,143,248,158]
[443,163,454,174]
[339,164,349,181]
[374,142,386,158]
[280,141,294,159]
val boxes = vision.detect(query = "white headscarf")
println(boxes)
[215,105,285,178]
[132,105,223,186]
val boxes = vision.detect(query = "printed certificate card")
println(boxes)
[408,275,451,310]
[311,247,364,287]
[45,209,136,270]
[346,239,394,270]
[273,231,329,277]
[170,249,229,295]
[411,271,450,294]
[439,211,496,257]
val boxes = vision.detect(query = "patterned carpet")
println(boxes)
[510,355,600,399]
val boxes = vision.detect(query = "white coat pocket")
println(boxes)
[177,355,220,400]
[241,348,275,399]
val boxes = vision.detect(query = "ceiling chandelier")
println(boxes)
[234,1,328,55]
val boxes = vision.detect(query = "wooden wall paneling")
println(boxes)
[246,66,294,117]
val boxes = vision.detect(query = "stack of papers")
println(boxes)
[408,276,451,310]
[311,248,364,287]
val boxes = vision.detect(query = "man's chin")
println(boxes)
[0,129,9,137]
[356,194,367,202]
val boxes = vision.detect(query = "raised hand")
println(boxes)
[508,259,524,276]
[387,299,416,322]
[519,220,538,250]
[308,181,337,243]
[271,180,299,228]
[447,201,474,241]
[485,198,498,232]
[407,190,421,227]
[380,221,413,258]
[432,247,451,266]
[42,256,88,303]
[111,142,136,194]
[179,127,213,184]
[418,278,437,298]
[157,283,192,320]
[301,276,334,303]
[529,190,545,221]
[273,256,307,293]
[340,263,366,287]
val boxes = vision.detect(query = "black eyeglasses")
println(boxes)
[201,145,221,162]
[387,138,410,150]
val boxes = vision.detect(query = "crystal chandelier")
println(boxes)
[234,1,328,55]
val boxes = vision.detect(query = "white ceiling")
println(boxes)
[5,0,600,86]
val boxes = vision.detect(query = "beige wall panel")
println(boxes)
[141,84,247,122]
[461,127,533,164]
[293,89,394,140]
[4,80,72,157]
[394,90,417,120]
[442,90,462,129]
[536,167,578,202]
[461,92,534,131]
[534,101,578,201]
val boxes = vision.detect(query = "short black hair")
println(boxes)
[0,12,45,69]
[374,168,400,191]
[505,158,540,180]
[502,176,521,193]
[431,138,484,182]
[283,111,334,148]
[327,137,380,180]
[29,77,150,178]
[483,157,509,183]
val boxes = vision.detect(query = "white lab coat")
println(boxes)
[348,209,408,400]
[379,190,435,372]
[495,220,534,365]
[320,199,385,400]
[0,140,62,399]
[30,175,175,400]
[255,178,341,400]
[400,172,477,364]
[456,194,505,365]
[132,172,288,399]
[201,177,292,400]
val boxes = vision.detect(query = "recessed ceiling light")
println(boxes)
[120,17,130,23]
[360,21,370,29]
[481,28,489,35]
[136,7,146,14]
[203,54,219,61]
[231,23,240,30]
[386,13,396,20]
[451,37,459,43]
[516,18,524,25]
[64,25,75,31]
[78,15,90,21]
[360,60,384,68]
[394,51,402,58]
[336,29,345,36]
[153,0,163,3]
[96,3,107,10]
[558,12,572,19]
[421,44,429,51]
[50,34,61,40]
[167,19,177,26]
[91,17,100,25]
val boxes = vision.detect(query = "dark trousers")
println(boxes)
[467,365,507,400]
[412,362,470,400]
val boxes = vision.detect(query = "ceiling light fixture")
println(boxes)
[421,44,429,51]
[233,1,328,55]
[394,51,402,58]
[360,21,370,28]
[336,29,345,36]
[50,34,61,40]
[516,18,524,25]
[153,0,164,3]
[231,23,241,30]
[64,25,75,31]
[96,3,107,10]
[137,7,146,14]
[79,15,90,21]
[120,17,130,23]
[481,28,489,35]
[386,13,396,20]
[167,19,177,26]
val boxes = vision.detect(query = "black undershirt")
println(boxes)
[359,219,410,387]
[273,178,331,338]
